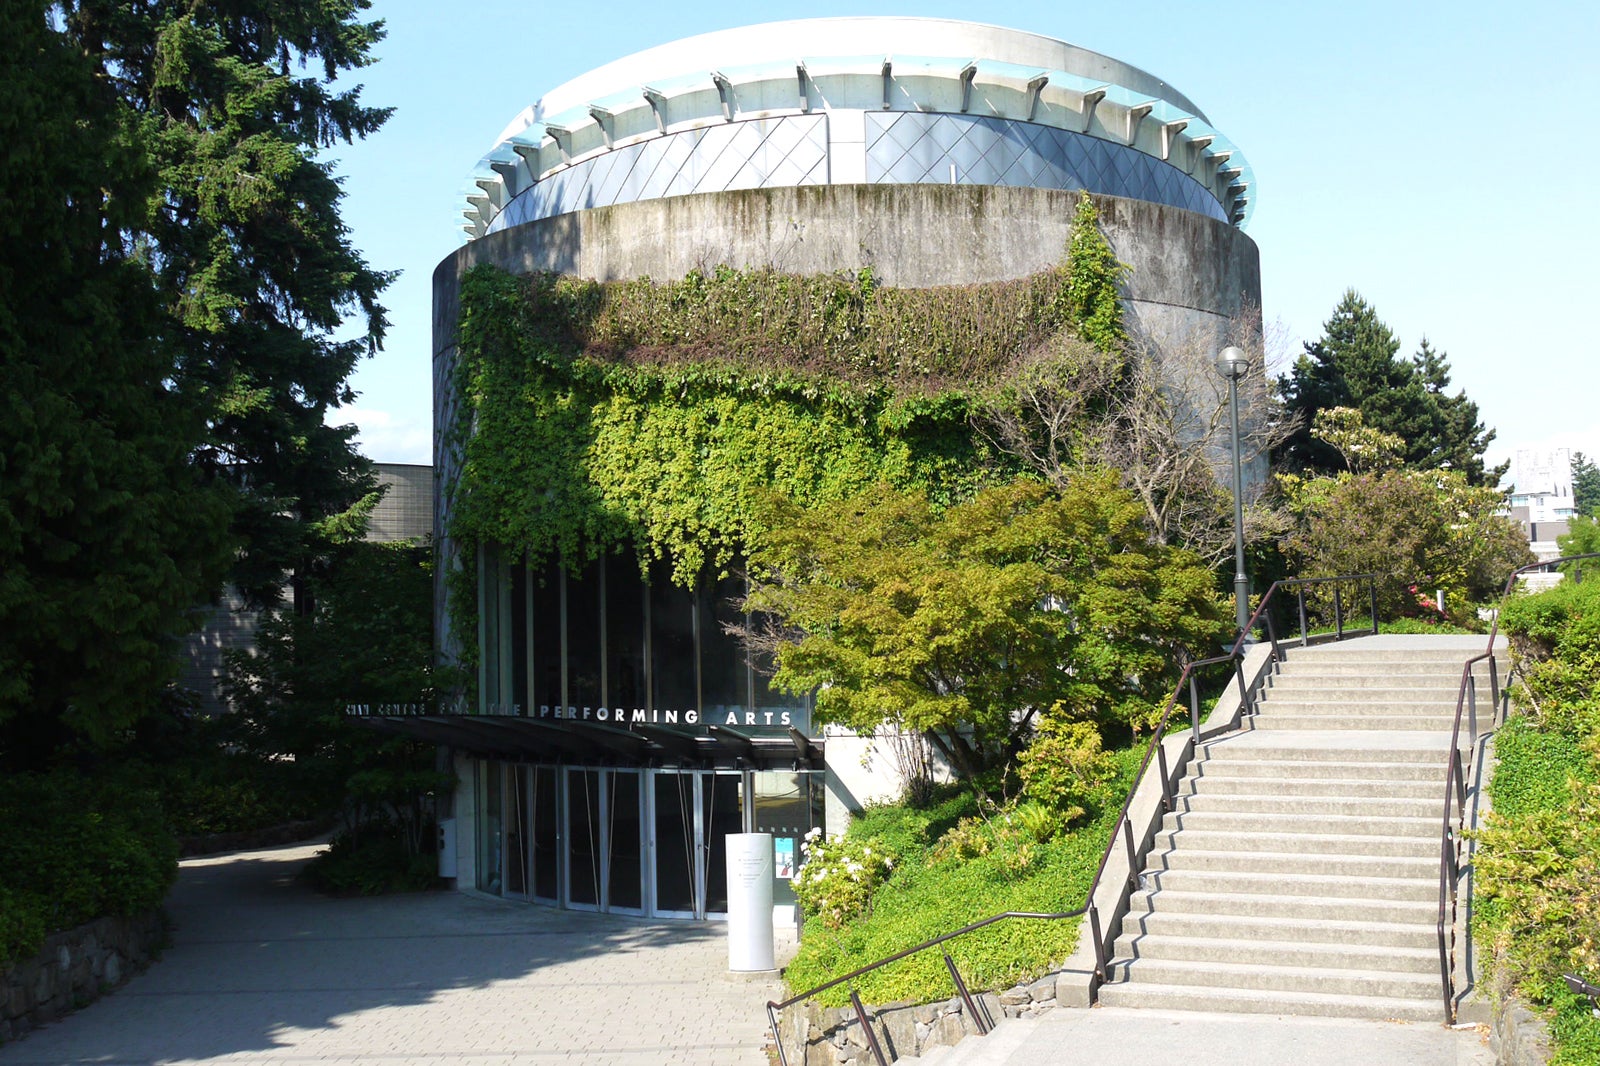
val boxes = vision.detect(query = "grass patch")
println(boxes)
[782,746,1140,1006]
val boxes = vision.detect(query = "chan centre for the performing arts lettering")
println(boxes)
[346,700,804,734]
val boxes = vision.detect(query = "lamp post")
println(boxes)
[1215,345,1251,637]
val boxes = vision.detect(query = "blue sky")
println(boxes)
[331,0,1600,481]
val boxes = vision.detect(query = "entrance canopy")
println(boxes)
[355,713,822,768]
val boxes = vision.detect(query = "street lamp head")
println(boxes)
[1215,345,1250,380]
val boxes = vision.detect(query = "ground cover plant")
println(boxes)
[780,743,1141,1007]
[1475,575,1600,1063]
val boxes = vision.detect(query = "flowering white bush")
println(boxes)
[792,827,896,930]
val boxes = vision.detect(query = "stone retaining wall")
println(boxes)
[776,972,1064,1065]
[1486,963,1553,1066]
[1,910,164,1044]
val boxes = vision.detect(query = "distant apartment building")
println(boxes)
[1507,448,1576,564]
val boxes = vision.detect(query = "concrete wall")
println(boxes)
[432,184,1260,360]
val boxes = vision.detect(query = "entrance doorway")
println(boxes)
[480,761,763,919]
[649,770,742,918]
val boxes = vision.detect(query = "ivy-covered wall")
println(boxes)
[443,196,1126,662]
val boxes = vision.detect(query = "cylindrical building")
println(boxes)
[420,18,1260,920]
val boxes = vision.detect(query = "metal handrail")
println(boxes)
[1435,552,1600,1022]
[766,574,1379,1066]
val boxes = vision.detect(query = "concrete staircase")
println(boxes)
[1096,637,1497,1022]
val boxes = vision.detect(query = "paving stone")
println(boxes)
[0,841,791,1066]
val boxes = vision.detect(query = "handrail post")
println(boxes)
[1452,747,1466,818]
[1234,657,1254,718]
[1123,818,1139,891]
[1089,903,1106,982]
[1188,675,1201,736]
[1467,674,1478,739]
[850,990,890,1066]
[1334,583,1345,639]
[1157,742,1172,812]
[1368,577,1379,635]
[1297,587,1309,646]
[943,952,991,1035]
[1489,655,1503,726]
[768,1003,789,1066]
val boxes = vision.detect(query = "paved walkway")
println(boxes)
[0,841,790,1065]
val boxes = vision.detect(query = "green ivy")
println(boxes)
[445,198,1128,655]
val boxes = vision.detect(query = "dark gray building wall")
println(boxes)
[179,462,433,715]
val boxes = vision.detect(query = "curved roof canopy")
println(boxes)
[461,18,1254,237]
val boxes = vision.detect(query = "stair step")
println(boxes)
[1174,793,1437,817]
[1096,979,1445,1022]
[1126,888,1435,925]
[1180,775,1443,799]
[1151,828,1434,858]
[1118,910,1438,950]
[1280,643,1478,659]
[1201,743,1446,765]
[1266,674,1469,691]
[1251,715,1462,732]
[1148,847,1437,879]
[1191,758,1443,782]
[1106,956,1439,1000]
[1111,932,1438,973]
[1107,960,1446,1011]
[1160,810,1438,839]
[1141,868,1437,902]
[1269,660,1478,676]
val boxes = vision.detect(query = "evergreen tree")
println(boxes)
[1412,338,1505,485]
[1573,453,1600,517]
[57,0,394,611]
[0,1,233,761]
[1280,291,1501,484]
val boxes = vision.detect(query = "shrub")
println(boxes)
[1476,577,1600,1061]
[304,820,440,896]
[793,829,896,930]
[0,770,177,963]
[1016,715,1118,826]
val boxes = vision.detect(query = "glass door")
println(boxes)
[566,768,602,910]
[702,772,743,917]
[651,770,699,917]
[605,770,644,913]
[530,765,560,904]
[648,770,744,918]
[504,765,530,898]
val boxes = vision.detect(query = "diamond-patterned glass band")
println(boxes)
[864,112,1226,223]
[488,110,1224,235]
[490,115,830,234]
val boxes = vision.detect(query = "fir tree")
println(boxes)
[56,0,394,611]
[1280,291,1501,484]
[1573,453,1600,517]
[0,1,233,761]
[1412,338,1505,485]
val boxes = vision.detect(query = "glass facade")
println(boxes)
[479,548,811,735]
[473,759,823,918]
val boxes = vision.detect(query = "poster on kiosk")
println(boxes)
[726,833,775,971]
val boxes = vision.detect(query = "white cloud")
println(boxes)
[334,405,432,465]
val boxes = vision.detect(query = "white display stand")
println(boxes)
[725,833,776,971]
